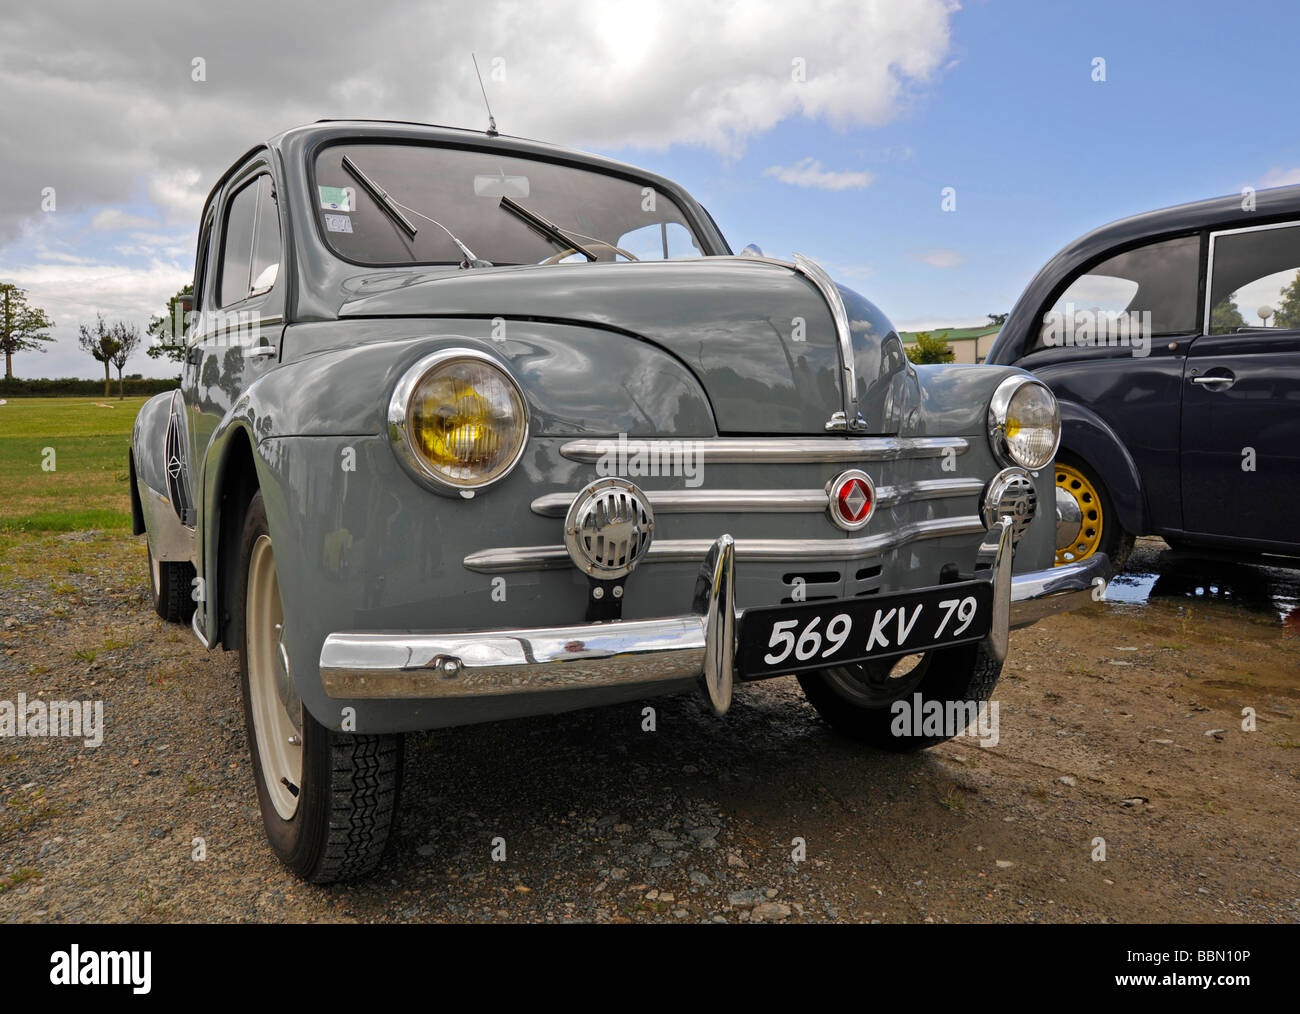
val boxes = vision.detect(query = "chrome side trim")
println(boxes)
[530,477,983,518]
[136,479,197,565]
[791,252,865,432]
[559,435,968,464]
[464,514,986,573]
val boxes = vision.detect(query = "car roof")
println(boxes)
[987,183,1300,364]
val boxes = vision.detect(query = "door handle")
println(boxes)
[246,345,278,359]
[1191,372,1234,389]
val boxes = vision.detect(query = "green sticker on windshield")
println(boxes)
[318,185,355,212]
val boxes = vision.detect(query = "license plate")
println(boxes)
[737,579,993,679]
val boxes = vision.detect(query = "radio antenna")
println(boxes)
[471,53,498,137]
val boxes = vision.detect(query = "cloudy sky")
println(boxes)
[3,0,1299,378]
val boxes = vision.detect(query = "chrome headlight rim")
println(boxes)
[987,375,1060,471]
[387,347,530,496]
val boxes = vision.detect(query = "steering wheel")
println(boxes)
[541,240,640,264]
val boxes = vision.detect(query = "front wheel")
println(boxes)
[236,490,403,883]
[1055,456,1134,572]
[797,641,1002,751]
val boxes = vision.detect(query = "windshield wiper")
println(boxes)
[498,196,596,261]
[342,156,417,239]
[342,156,491,268]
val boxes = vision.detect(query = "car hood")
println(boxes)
[334,256,908,435]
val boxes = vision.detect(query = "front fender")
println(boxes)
[1058,399,1148,535]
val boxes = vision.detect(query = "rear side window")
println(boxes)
[1208,224,1300,333]
[1037,234,1201,348]
[218,175,280,307]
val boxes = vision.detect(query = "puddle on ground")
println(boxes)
[1103,541,1300,637]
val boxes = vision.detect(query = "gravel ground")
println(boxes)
[2,534,1298,923]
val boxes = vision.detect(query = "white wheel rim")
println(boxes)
[246,533,303,820]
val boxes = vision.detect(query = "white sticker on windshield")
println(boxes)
[324,214,353,234]
[318,185,355,212]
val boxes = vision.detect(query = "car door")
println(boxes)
[1180,221,1300,547]
[184,159,286,466]
[1013,233,1203,533]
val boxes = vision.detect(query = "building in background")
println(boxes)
[898,324,1001,364]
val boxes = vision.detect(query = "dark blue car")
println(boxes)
[987,187,1300,571]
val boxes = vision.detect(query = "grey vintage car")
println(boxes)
[129,119,1108,882]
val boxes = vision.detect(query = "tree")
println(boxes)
[1209,292,1245,334]
[987,312,1008,327]
[1273,274,1300,330]
[146,284,193,363]
[905,330,955,364]
[0,283,55,380]
[78,314,120,398]
[109,321,142,399]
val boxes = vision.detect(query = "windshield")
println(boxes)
[312,142,707,267]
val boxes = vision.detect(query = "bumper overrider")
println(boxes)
[319,521,1111,716]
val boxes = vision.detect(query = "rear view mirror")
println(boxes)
[474,173,530,199]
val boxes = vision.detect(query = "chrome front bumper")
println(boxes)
[319,532,1110,712]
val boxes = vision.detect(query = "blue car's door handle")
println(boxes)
[1191,372,1235,389]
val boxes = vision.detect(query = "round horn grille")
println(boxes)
[564,478,655,579]
[982,467,1038,546]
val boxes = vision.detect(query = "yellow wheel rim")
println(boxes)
[1055,464,1103,566]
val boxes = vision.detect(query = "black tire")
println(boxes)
[1057,453,1135,573]
[236,490,403,883]
[797,641,1002,752]
[147,546,196,623]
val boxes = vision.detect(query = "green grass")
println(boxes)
[0,396,147,534]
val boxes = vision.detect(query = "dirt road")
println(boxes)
[2,534,1298,922]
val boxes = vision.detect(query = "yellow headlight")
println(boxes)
[390,351,528,492]
[988,376,1059,471]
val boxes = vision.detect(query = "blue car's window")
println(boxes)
[1208,224,1300,333]
[313,142,704,267]
[1037,235,1200,348]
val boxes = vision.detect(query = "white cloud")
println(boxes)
[0,0,957,247]
[910,248,966,269]
[1258,167,1300,189]
[763,158,874,190]
[90,208,158,231]
[4,259,191,379]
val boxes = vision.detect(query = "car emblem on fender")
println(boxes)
[827,469,876,531]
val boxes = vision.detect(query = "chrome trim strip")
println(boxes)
[791,252,864,432]
[319,548,1112,701]
[464,514,986,573]
[559,435,968,464]
[530,477,984,518]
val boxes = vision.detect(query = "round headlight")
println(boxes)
[988,376,1059,471]
[389,349,528,494]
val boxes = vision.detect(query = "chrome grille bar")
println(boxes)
[464,515,986,574]
[530,477,984,518]
[558,435,968,464]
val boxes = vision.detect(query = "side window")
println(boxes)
[219,178,258,307]
[1037,234,1200,348]
[1208,224,1300,333]
[617,221,702,260]
[250,178,281,295]
[192,212,214,315]
[218,174,280,307]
